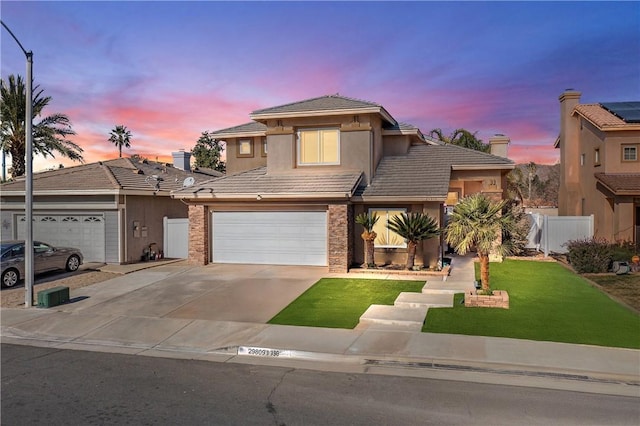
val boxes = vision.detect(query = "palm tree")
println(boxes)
[386,212,440,270]
[444,193,517,292]
[109,125,132,157]
[1,74,83,177]
[355,212,379,268]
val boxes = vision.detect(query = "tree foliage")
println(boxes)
[1,74,83,177]
[191,131,226,173]
[386,212,440,270]
[429,128,490,153]
[507,163,560,207]
[108,125,132,158]
[445,194,517,291]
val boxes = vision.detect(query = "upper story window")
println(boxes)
[594,148,600,166]
[261,137,267,157]
[580,153,585,166]
[297,128,340,166]
[622,145,638,162]
[237,139,253,158]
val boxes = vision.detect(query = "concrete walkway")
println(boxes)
[1,255,639,397]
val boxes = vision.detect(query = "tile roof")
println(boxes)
[252,94,382,114]
[574,104,640,130]
[595,173,640,195]
[209,121,267,138]
[173,167,362,200]
[250,94,396,124]
[358,144,513,199]
[1,158,217,195]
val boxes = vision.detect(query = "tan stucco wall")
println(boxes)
[225,137,267,176]
[124,195,188,263]
[352,202,443,269]
[259,114,378,183]
[382,135,411,157]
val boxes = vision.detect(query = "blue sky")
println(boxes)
[1,1,638,170]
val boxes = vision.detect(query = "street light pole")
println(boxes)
[1,20,35,307]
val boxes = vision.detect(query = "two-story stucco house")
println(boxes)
[556,90,640,245]
[172,95,514,272]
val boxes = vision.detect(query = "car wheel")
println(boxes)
[2,269,20,288]
[66,255,81,272]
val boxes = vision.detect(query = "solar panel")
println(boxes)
[600,102,640,123]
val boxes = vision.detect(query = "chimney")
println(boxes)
[172,150,191,172]
[489,134,510,158]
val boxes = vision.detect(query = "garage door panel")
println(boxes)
[17,214,106,263]
[213,211,327,266]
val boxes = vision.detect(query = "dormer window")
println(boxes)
[297,128,340,166]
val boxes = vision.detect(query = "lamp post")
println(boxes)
[2,20,35,307]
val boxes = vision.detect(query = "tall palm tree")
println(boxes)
[109,125,132,157]
[386,212,440,270]
[355,212,379,268]
[1,74,83,177]
[445,193,517,292]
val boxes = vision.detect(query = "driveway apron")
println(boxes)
[61,263,325,323]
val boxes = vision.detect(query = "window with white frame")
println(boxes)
[623,145,637,161]
[297,128,339,165]
[594,148,600,165]
[369,208,407,248]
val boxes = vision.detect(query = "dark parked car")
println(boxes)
[1,240,83,288]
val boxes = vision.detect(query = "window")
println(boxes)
[369,208,407,248]
[594,148,600,166]
[297,128,339,165]
[623,145,637,161]
[261,137,267,157]
[237,139,253,157]
[580,153,585,166]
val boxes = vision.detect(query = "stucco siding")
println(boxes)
[104,210,120,264]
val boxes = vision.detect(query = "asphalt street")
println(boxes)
[2,344,639,425]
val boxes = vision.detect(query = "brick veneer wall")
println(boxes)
[328,204,352,273]
[465,290,509,309]
[188,204,209,265]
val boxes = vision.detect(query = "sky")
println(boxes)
[1,1,639,173]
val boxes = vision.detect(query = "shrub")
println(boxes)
[564,237,613,273]
[610,240,637,262]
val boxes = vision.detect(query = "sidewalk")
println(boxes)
[2,255,639,397]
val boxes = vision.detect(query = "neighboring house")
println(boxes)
[0,152,219,263]
[172,95,514,272]
[555,90,640,245]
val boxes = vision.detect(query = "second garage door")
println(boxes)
[212,211,327,266]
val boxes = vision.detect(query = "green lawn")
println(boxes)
[424,260,640,349]
[268,278,424,329]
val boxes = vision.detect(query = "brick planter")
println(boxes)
[465,290,509,309]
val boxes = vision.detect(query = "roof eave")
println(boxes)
[250,106,396,125]
[210,130,266,139]
[352,195,446,203]
[451,164,514,170]
[172,192,354,201]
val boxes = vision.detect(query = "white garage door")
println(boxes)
[17,214,106,263]
[212,211,327,266]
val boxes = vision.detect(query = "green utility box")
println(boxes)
[37,286,70,308]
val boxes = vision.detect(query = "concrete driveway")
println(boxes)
[59,263,327,323]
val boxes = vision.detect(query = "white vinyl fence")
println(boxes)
[163,217,188,259]
[526,214,594,256]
